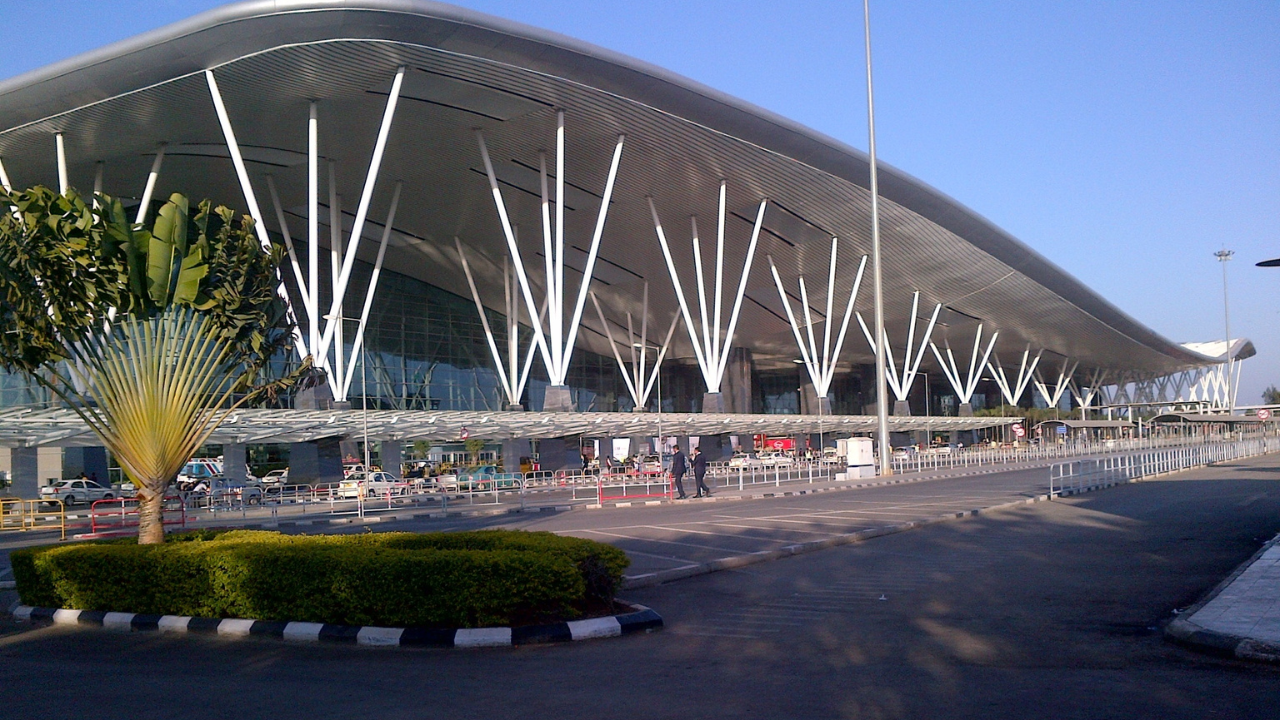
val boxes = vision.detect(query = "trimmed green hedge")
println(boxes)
[11,529,629,628]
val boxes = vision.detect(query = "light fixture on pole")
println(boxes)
[1214,248,1235,414]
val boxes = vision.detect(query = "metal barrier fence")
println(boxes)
[0,498,65,540]
[1048,436,1280,496]
[890,431,1274,475]
[597,471,673,503]
[88,496,186,537]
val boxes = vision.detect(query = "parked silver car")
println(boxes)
[40,479,116,506]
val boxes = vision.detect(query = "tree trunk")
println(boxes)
[137,487,166,545]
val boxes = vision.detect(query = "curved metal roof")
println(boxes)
[0,0,1223,380]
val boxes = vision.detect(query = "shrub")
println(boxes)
[11,529,629,628]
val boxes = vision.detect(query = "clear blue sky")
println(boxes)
[2,1,1277,401]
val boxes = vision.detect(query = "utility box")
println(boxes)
[838,437,875,479]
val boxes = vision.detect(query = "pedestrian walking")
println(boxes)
[670,446,688,499]
[692,446,711,497]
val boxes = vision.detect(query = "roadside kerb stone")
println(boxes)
[1165,532,1280,664]
[7,602,662,650]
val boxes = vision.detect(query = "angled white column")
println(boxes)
[647,187,767,397]
[1034,357,1078,409]
[205,70,306,360]
[92,162,104,197]
[475,112,626,400]
[266,175,311,350]
[341,181,403,400]
[135,144,166,224]
[308,102,321,361]
[930,324,998,405]
[987,346,1042,407]
[55,133,68,195]
[767,240,867,406]
[317,66,406,368]
[1068,367,1109,416]
[855,291,941,406]
[0,157,12,191]
[590,286,680,410]
[457,237,548,408]
[327,162,344,392]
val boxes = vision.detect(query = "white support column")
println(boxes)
[205,70,306,361]
[0,157,12,191]
[592,290,680,410]
[266,175,311,343]
[987,346,1042,407]
[476,117,625,389]
[342,181,403,399]
[458,237,516,403]
[308,102,320,361]
[930,325,998,404]
[855,291,942,403]
[328,162,343,392]
[55,133,68,195]
[317,66,406,368]
[768,242,867,403]
[648,191,767,395]
[1034,357,1078,409]
[92,162,104,196]
[135,144,166,225]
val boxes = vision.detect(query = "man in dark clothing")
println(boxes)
[670,446,688,499]
[691,447,711,497]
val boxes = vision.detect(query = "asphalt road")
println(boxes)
[2,456,1280,719]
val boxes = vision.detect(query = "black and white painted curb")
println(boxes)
[621,479,1134,589]
[1164,534,1280,664]
[7,603,662,648]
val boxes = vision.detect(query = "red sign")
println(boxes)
[1011,423,1025,438]
[754,434,795,451]
[460,426,470,440]
[1259,409,1272,421]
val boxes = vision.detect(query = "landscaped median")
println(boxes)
[8,529,661,647]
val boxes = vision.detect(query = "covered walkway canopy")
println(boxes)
[0,408,1016,448]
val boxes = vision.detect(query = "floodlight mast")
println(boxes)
[863,0,891,476]
[1215,248,1234,413]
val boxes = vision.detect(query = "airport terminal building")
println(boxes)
[0,1,1251,486]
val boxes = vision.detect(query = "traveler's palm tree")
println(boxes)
[0,187,309,543]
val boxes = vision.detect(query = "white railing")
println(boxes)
[1048,436,1280,496]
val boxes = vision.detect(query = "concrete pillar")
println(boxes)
[295,384,333,410]
[723,347,754,413]
[223,443,247,481]
[696,434,730,461]
[537,437,581,473]
[380,440,403,474]
[289,437,344,484]
[958,402,974,417]
[62,446,108,484]
[501,438,531,473]
[10,447,38,498]
[542,385,575,412]
[893,399,912,416]
[702,392,726,413]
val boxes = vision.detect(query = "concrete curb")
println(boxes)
[1164,533,1280,664]
[7,601,662,649]
[621,479,1132,589]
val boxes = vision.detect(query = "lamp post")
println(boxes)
[326,312,371,516]
[862,0,891,476]
[1214,249,1234,413]
[635,342,664,466]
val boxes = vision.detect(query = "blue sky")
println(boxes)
[2,1,1277,401]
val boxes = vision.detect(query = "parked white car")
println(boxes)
[338,471,407,498]
[758,452,794,467]
[728,452,764,469]
[40,479,116,506]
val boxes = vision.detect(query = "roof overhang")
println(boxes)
[0,0,1224,380]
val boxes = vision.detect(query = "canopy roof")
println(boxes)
[0,407,1011,448]
[0,0,1230,380]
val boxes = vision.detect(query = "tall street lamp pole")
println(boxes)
[863,0,891,475]
[1215,249,1234,413]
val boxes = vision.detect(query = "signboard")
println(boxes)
[1011,423,1025,438]
[460,426,470,440]
[1258,409,1272,421]
[754,434,796,451]
[1056,425,1068,435]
